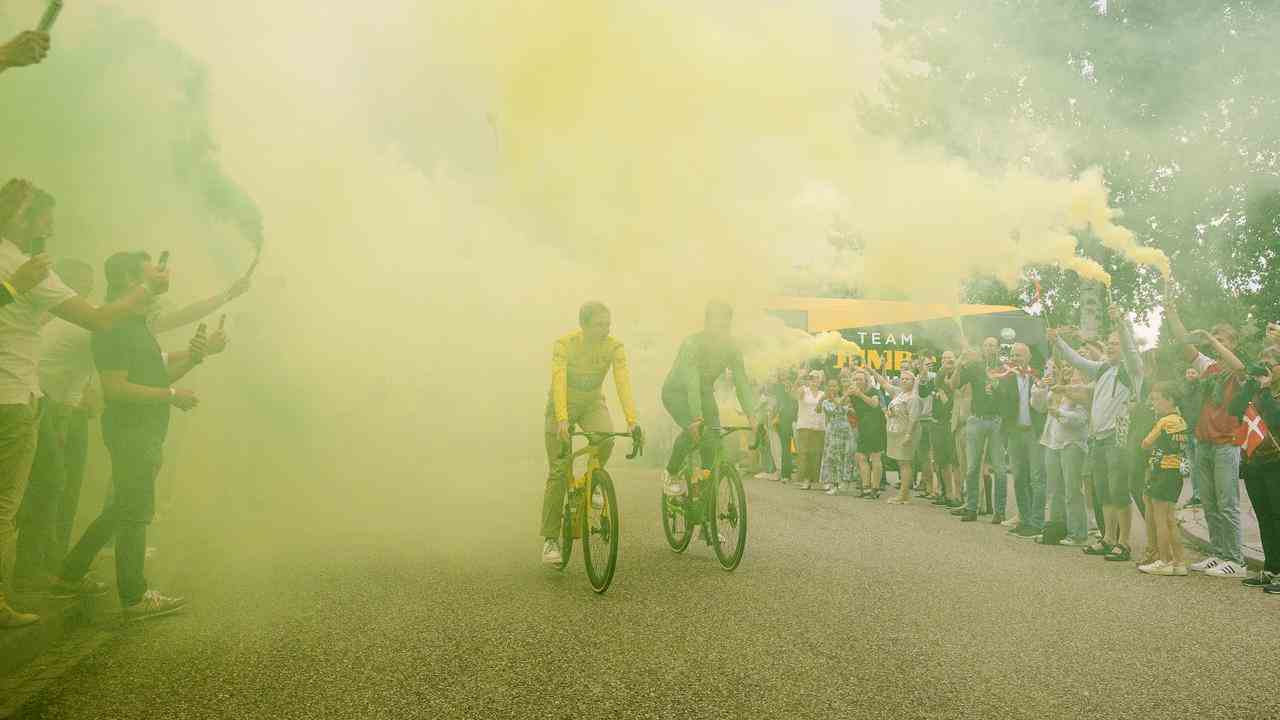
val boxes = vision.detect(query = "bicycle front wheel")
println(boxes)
[711,463,748,571]
[580,469,619,593]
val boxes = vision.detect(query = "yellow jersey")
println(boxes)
[550,331,638,427]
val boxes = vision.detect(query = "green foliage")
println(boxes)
[869,0,1280,339]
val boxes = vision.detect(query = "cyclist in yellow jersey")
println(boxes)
[540,301,641,565]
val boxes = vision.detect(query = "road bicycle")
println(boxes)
[554,428,643,593]
[660,425,762,571]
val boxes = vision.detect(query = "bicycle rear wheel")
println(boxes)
[661,478,693,553]
[711,463,748,571]
[580,469,620,593]
[556,489,575,571]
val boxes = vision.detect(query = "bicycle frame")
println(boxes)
[562,430,642,537]
[673,425,760,534]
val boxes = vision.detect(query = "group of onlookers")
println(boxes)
[1,31,251,628]
[753,286,1280,594]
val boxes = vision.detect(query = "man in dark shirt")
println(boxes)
[950,338,1016,522]
[50,252,227,621]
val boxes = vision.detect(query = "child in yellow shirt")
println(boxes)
[1138,382,1191,576]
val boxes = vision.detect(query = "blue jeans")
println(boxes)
[965,416,1006,514]
[1195,441,1243,564]
[1045,445,1087,542]
[1008,425,1045,530]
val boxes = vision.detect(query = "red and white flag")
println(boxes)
[1237,404,1271,458]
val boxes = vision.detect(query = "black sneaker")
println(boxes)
[946,499,964,509]
[1015,526,1042,539]
[959,512,978,522]
[1005,524,1022,535]
[1243,572,1275,588]
[991,513,1005,525]
[1264,582,1280,595]
[949,507,970,517]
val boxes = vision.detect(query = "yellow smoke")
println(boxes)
[1069,168,1173,278]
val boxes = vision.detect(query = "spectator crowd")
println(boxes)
[1,32,251,629]
[750,291,1280,591]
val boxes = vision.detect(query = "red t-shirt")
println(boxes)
[1195,357,1243,444]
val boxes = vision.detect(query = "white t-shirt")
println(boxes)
[39,320,94,405]
[0,239,77,404]
[796,386,826,431]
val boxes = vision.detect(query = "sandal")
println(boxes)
[1104,544,1132,562]
[1083,541,1113,556]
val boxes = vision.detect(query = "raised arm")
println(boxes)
[1049,332,1104,380]
[1190,329,1246,374]
[1112,307,1144,389]
[1163,278,1199,364]
[151,275,250,334]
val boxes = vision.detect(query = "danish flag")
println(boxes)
[1237,404,1270,458]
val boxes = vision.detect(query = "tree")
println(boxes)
[868,0,1280,339]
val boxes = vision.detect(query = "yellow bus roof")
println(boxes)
[769,297,1023,334]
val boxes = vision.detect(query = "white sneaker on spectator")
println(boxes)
[122,590,187,622]
[541,539,562,566]
[796,482,812,490]
[1138,560,1167,574]
[1205,561,1245,578]
[1058,537,1089,548]
[1151,562,1188,576]
[754,472,771,480]
[662,470,687,497]
[1189,557,1222,573]
[825,484,840,496]
[821,483,834,492]
[1000,517,1019,527]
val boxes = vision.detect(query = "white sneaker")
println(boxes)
[541,539,562,566]
[754,472,771,481]
[825,485,840,496]
[121,590,186,622]
[1189,557,1222,573]
[1205,561,1245,578]
[797,482,812,491]
[821,483,834,492]
[662,470,687,497]
[1000,517,1019,527]
[1151,562,1188,576]
[1138,560,1167,574]
[1058,537,1089,548]
[887,497,908,505]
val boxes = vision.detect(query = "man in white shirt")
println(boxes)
[13,260,96,590]
[0,179,164,629]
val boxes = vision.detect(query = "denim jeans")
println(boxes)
[1007,425,1045,530]
[1186,436,1200,499]
[1195,441,1243,565]
[61,428,163,607]
[965,416,1006,514]
[1045,445,1087,542]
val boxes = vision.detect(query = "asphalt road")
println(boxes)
[14,467,1280,720]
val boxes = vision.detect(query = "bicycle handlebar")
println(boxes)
[568,427,646,460]
[699,425,767,451]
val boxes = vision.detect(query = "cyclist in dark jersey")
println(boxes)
[661,301,756,496]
